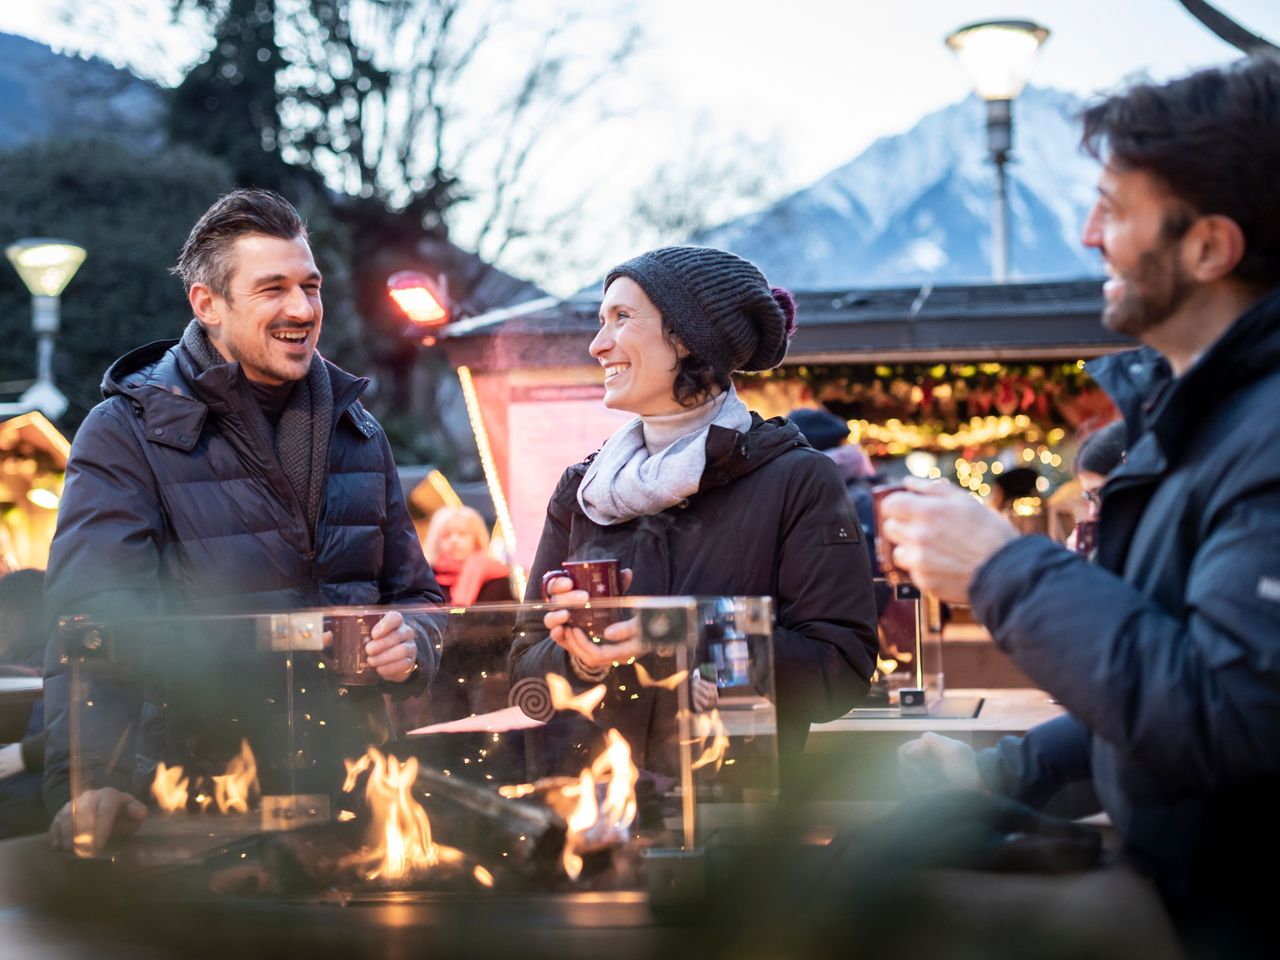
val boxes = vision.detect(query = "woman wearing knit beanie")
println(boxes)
[510,246,878,793]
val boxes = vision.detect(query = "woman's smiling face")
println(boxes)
[591,277,688,416]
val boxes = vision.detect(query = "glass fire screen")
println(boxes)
[61,596,775,897]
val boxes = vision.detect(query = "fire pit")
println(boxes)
[59,597,778,926]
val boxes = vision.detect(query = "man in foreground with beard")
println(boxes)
[886,56,1280,956]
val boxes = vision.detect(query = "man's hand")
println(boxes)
[898,732,988,794]
[691,674,719,713]
[0,742,23,780]
[50,787,147,853]
[881,479,1019,603]
[542,569,643,677]
[366,610,419,683]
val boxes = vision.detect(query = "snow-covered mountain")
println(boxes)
[696,86,1103,288]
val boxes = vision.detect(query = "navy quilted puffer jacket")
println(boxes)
[42,338,443,812]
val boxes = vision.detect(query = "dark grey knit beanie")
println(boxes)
[604,246,797,373]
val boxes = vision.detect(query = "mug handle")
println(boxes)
[541,569,570,601]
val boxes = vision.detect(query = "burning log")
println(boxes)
[413,765,566,880]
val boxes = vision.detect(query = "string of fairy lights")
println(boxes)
[744,359,1108,498]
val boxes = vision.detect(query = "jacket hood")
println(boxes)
[1088,284,1280,454]
[100,338,372,452]
[699,412,808,492]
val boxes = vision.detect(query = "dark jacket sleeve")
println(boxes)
[43,401,165,813]
[977,713,1100,815]
[373,429,443,697]
[509,467,579,685]
[771,452,878,725]
[970,487,1280,797]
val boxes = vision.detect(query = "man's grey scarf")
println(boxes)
[577,385,752,525]
[181,319,333,533]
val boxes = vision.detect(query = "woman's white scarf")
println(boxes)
[577,385,752,525]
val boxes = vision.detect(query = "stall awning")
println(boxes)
[440,277,1131,369]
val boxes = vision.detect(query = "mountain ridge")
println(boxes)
[696,85,1103,288]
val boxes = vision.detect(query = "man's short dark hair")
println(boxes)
[172,188,309,299]
[1081,55,1280,289]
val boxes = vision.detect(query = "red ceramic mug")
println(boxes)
[871,484,911,586]
[541,558,622,638]
[325,614,378,686]
[1072,519,1099,558]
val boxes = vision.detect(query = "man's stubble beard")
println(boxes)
[1103,242,1196,340]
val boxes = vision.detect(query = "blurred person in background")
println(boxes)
[420,506,512,606]
[0,569,48,838]
[1066,418,1128,554]
[787,407,880,578]
[1074,418,1128,518]
[391,507,512,731]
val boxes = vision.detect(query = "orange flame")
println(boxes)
[876,655,900,676]
[561,728,639,880]
[687,708,731,771]
[546,673,606,720]
[151,741,259,815]
[152,761,189,813]
[633,662,689,690]
[211,739,259,814]
[342,746,465,883]
[498,783,537,799]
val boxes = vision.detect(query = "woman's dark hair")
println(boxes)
[1075,419,1127,477]
[662,324,731,406]
[1080,55,1280,288]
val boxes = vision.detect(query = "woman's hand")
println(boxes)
[542,569,643,678]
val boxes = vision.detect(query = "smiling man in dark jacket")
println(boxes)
[43,189,442,852]
[887,57,1280,954]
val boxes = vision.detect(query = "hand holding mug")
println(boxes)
[879,479,1018,603]
[542,563,642,678]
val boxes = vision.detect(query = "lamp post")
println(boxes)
[4,238,87,420]
[945,19,1050,282]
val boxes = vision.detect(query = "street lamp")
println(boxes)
[4,238,87,420]
[946,19,1050,282]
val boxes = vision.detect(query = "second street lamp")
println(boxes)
[4,238,87,421]
[946,19,1050,283]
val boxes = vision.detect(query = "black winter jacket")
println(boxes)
[971,286,1280,942]
[42,339,442,811]
[510,414,879,783]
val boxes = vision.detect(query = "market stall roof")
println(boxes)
[439,277,1132,369]
[0,411,71,465]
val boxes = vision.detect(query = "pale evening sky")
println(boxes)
[2,0,1277,290]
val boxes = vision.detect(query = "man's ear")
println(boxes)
[189,283,220,328]
[1183,214,1247,283]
